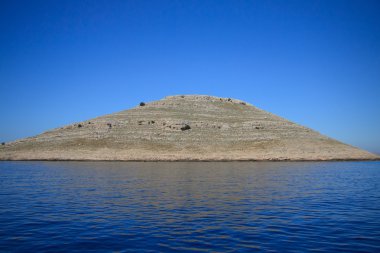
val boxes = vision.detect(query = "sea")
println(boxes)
[1,161,380,252]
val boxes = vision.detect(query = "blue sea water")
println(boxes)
[0,161,380,252]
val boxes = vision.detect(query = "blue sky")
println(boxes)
[1,0,379,153]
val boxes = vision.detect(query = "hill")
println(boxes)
[0,95,378,161]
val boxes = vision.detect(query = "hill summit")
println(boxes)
[0,95,378,161]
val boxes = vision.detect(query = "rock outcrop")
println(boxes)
[0,95,378,161]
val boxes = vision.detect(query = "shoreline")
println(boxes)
[1,158,379,162]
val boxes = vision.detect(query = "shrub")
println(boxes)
[1,142,5,145]
[181,124,191,131]
[78,124,82,128]
[140,102,145,106]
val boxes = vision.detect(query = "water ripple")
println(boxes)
[1,161,380,252]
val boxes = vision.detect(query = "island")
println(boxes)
[0,95,378,161]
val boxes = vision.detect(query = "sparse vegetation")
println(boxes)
[140,102,146,106]
[1,142,5,146]
[107,123,112,128]
[78,124,82,128]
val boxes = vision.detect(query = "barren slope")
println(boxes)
[0,95,378,161]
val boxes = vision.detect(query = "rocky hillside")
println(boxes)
[0,95,378,161]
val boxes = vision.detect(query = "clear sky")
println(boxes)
[1,0,379,153]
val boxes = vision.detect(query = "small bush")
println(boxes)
[1,142,5,145]
[181,124,191,131]
[140,102,146,106]
[78,124,82,128]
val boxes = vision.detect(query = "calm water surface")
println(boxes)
[1,161,380,252]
